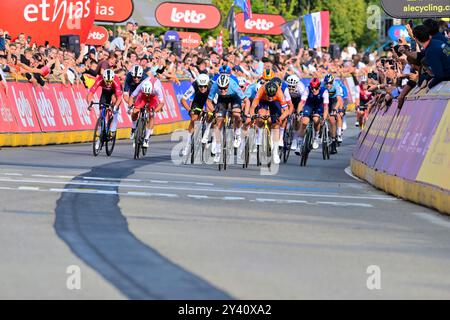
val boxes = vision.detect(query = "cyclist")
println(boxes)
[323,74,343,153]
[295,78,329,154]
[250,80,289,165]
[286,74,306,152]
[272,76,294,149]
[212,65,239,84]
[128,78,165,148]
[356,79,372,129]
[123,65,148,105]
[86,69,123,149]
[180,74,212,156]
[206,74,250,163]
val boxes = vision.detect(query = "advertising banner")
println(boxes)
[172,80,193,121]
[8,83,42,132]
[178,32,202,48]
[0,89,20,133]
[94,0,134,23]
[85,25,109,46]
[381,0,450,19]
[0,0,96,46]
[156,82,184,124]
[155,2,221,29]
[236,13,285,35]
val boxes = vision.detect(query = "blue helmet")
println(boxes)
[219,65,232,75]
[324,74,335,84]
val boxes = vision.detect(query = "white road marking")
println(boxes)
[412,212,450,229]
[316,201,373,208]
[188,195,209,199]
[344,166,364,182]
[3,173,23,176]
[0,177,397,201]
[82,176,141,182]
[223,197,245,201]
[18,186,40,191]
[0,186,13,190]
[32,174,75,179]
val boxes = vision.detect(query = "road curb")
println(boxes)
[0,121,189,147]
[351,159,450,215]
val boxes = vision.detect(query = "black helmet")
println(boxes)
[265,81,278,97]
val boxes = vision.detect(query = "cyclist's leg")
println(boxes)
[291,97,301,150]
[213,101,227,158]
[256,103,269,146]
[299,104,313,147]
[231,99,243,148]
[144,96,158,143]
[110,95,120,133]
[269,101,282,163]
[328,98,337,140]
[202,103,214,143]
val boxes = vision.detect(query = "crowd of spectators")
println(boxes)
[0,19,448,112]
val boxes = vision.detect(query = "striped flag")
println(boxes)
[304,11,330,48]
[224,5,239,47]
[216,29,223,55]
[234,0,252,21]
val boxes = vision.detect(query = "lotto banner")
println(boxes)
[0,81,184,134]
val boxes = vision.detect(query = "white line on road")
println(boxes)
[18,186,40,191]
[316,201,373,208]
[412,212,450,229]
[0,177,397,201]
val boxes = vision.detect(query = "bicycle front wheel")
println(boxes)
[92,117,102,157]
[134,119,145,159]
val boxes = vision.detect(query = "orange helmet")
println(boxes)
[261,68,275,81]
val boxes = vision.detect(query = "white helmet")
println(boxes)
[103,69,115,83]
[286,74,300,87]
[217,74,230,88]
[131,65,144,78]
[196,74,210,86]
[141,80,153,94]
[238,77,247,87]
[256,79,265,91]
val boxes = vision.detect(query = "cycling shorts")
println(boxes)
[258,100,282,123]
[190,102,205,115]
[134,95,159,110]
[302,104,324,117]
[215,96,242,117]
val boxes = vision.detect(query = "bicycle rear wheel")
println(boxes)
[105,115,116,157]
[92,117,103,157]
[322,123,329,160]
[283,123,293,163]
[300,125,312,166]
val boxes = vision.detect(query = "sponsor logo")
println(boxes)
[178,32,201,48]
[156,3,221,29]
[0,0,96,45]
[11,88,34,128]
[86,25,108,45]
[72,88,91,126]
[32,88,56,127]
[236,13,285,35]
[94,0,133,23]
[53,88,74,126]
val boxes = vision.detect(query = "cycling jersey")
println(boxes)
[183,82,210,109]
[326,82,343,99]
[123,72,148,95]
[301,87,329,117]
[280,81,292,106]
[252,86,287,107]
[289,82,307,99]
[208,79,246,101]
[89,75,123,98]
[358,85,372,108]
[245,83,259,100]
[131,77,165,102]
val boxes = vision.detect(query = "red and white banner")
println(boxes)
[94,0,133,23]
[155,2,221,30]
[0,0,96,46]
[0,81,186,134]
[216,30,223,56]
[235,13,285,35]
[85,25,109,46]
[178,32,202,48]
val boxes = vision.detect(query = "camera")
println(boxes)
[4,34,11,40]
[383,42,394,52]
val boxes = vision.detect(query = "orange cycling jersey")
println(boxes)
[251,86,287,108]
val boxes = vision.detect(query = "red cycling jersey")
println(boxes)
[89,75,123,98]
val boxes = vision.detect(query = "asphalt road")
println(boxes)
[1,115,450,299]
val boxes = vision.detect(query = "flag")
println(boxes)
[224,5,239,47]
[281,19,300,54]
[234,0,252,21]
[303,11,330,48]
[216,29,223,55]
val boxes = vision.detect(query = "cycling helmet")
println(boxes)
[196,74,210,86]
[324,74,334,84]
[286,74,300,87]
[272,77,282,87]
[238,77,247,87]
[103,69,115,83]
[141,80,153,95]
[265,81,278,97]
[217,74,230,88]
[131,65,144,78]
[261,68,275,81]
[219,65,232,75]
[309,78,321,90]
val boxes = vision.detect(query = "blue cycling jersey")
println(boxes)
[208,78,246,101]
[245,83,258,100]
[325,82,343,99]
[307,87,327,107]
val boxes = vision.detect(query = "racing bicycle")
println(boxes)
[90,102,116,157]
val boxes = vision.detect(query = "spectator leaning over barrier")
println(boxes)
[411,25,450,89]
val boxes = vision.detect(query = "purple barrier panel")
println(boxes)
[364,103,399,167]
[375,102,412,173]
[385,99,447,180]
[352,108,382,163]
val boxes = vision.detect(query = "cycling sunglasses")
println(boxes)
[198,85,208,89]
[105,80,113,85]
[218,86,229,91]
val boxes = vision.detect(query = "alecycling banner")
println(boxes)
[381,0,450,18]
